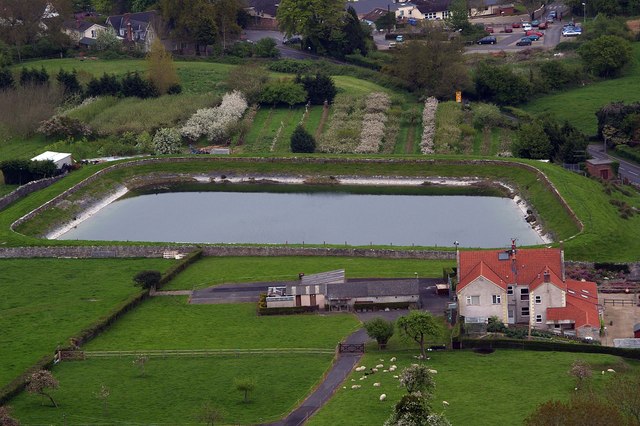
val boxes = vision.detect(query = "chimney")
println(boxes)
[127,22,133,42]
[543,268,550,283]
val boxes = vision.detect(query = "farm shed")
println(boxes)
[31,151,73,170]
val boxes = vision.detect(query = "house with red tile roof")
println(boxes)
[456,240,601,340]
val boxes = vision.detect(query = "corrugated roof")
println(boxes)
[31,151,72,163]
[327,280,419,299]
[613,338,640,348]
[301,270,345,286]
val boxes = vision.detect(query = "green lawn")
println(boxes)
[164,256,454,290]
[308,349,640,426]
[0,258,173,389]
[523,43,640,136]
[9,354,333,425]
[84,298,360,350]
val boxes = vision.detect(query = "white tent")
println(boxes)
[31,151,73,169]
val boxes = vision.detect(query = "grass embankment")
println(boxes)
[0,258,173,389]
[9,354,333,425]
[84,298,360,350]
[4,156,638,261]
[308,350,640,426]
[523,43,640,136]
[164,256,455,290]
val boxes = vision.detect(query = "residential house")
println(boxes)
[396,0,451,21]
[347,0,401,19]
[105,11,160,52]
[469,0,515,17]
[63,20,108,49]
[245,0,279,30]
[456,241,601,340]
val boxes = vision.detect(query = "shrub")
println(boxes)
[120,72,158,98]
[133,270,162,289]
[0,67,14,90]
[254,38,280,58]
[181,91,248,143]
[474,62,530,106]
[420,97,438,154]
[578,35,633,78]
[486,316,507,332]
[296,73,337,105]
[19,67,49,86]
[259,80,306,106]
[86,73,121,97]
[538,61,584,92]
[225,64,268,105]
[267,59,314,74]
[290,124,316,153]
[153,127,183,154]
[228,41,255,58]
[56,69,82,95]
[0,159,57,185]
[512,121,551,159]
[38,115,92,138]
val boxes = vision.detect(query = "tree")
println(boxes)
[253,38,280,58]
[133,270,162,289]
[384,26,470,99]
[512,121,551,160]
[515,0,543,21]
[364,317,395,349]
[211,0,242,51]
[375,11,395,33]
[225,64,268,105]
[399,364,436,394]
[297,73,337,105]
[290,124,316,153]
[338,6,368,57]
[277,0,345,52]
[95,28,121,52]
[153,127,183,154]
[486,316,506,333]
[197,402,224,425]
[578,35,633,77]
[234,377,255,403]
[568,359,592,389]
[474,62,530,106]
[525,395,624,426]
[56,69,81,96]
[146,38,180,95]
[26,370,59,408]
[132,0,156,12]
[446,0,470,31]
[0,406,20,426]
[397,311,443,359]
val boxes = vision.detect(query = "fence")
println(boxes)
[63,348,336,360]
[338,343,365,354]
[603,299,637,306]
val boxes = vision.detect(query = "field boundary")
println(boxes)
[71,348,337,359]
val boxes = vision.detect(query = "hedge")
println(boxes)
[258,305,319,315]
[460,338,640,359]
[352,301,417,312]
[0,250,202,404]
[615,145,640,165]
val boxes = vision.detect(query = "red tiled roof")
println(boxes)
[460,261,507,290]
[547,280,599,328]
[529,266,565,292]
[458,248,563,292]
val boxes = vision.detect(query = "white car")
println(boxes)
[562,27,580,37]
[523,23,532,31]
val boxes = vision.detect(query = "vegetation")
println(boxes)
[0,258,172,389]
[397,311,444,359]
[132,270,162,289]
[26,370,59,408]
[364,318,395,349]
[290,124,316,153]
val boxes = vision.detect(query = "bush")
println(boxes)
[614,145,640,164]
[297,73,337,105]
[181,91,248,142]
[56,69,82,95]
[38,115,92,138]
[254,38,280,58]
[0,67,14,90]
[578,35,633,78]
[487,316,507,332]
[228,41,255,58]
[133,270,162,289]
[290,124,316,153]
[474,62,530,106]
[153,127,183,154]
[19,67,49,86]
[0,159,57,185]
[120,71,158,98]
[471,103,505,129]
[267,59,314,74]
[538,61,584,92]
[86,73,121,97]
[259,80,306,106]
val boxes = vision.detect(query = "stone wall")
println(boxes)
[0,176,64,212]
[0,245,456,260]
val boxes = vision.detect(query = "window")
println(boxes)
[466,295,480,305]
[521,306,529,316]
[508,310,514,318]
[554,324,561,329]
[91,30,96,38]
[536,314,542,323]
[492,294,501,304]
[520,288,529,301]
[535,295,542,304]
[507,285,514,295]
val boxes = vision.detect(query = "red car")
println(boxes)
[526,30,544,37]
[512,21,522,28]
[485,26,494,33]
[502,25,513,33]
[538,21,548,30]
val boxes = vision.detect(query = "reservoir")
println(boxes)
[57,191,546,247]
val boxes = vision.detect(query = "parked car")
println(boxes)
[526,30,544,37]
[526,34,541,41]
[531,19,540,27]
[549,10,557,18]
[562,27,580,37]
[388,41,397,49]
[538,21,548,30]
[522,23,532,31]
[485,25,494,33]
[546,15,555,23]
[477,36,497,45]
[283,36,302,45]
[502,25,513,33]
[395,35,404,42]
[516,37,532,46]
[512,21,522,28]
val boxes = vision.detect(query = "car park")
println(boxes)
[531,19,540,27]
[522,23,532,31]
[477,36,497,45]
[516,37,532,46]
[538,21,548,29]
[546,16,555,23]
[512,21,522,28]
[526,30,544,37]
[395,35,404,42]
[562,27,580,37]
[502,25,513,33]
[526,34,540,41]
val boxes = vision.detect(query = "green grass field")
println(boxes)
[84,298,360,350]
[523,43,640,136]
[0,258,173,389]
[308,350,640,426]
[8,354,333,424]
[163,256,454,290]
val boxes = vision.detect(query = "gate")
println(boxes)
[338,343,365,354]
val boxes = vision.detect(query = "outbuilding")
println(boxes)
[635,323,640,338]
[30,151,73,170]
[585,158,616,180]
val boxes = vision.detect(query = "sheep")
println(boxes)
[373,382,381,387]
[343,386,346,389]
[351,379,356,382]
[390,357,397,362]
[393,375,399,379]
[607,368,616,373]
[372,368,379,372]
[359,377,366,381]
[442,401,449,407]
[380,394,387,401]
[602,370,605,375]
[379,359,385,362]
[355,366,366,372]
[390,365,397,369]
[351,385,361,389]
[376,364,384,368]
[428,369,438,374]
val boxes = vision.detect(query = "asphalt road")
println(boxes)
[588,143,640,185]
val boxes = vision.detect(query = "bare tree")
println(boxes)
[26,370,59,408]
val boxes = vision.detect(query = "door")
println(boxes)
[310,294,316,306]
[295,295,301,307]
[508,305,515,324]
